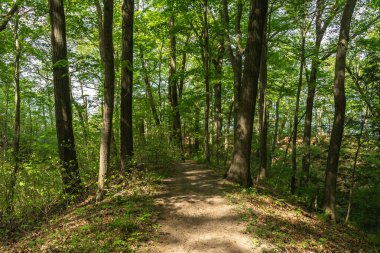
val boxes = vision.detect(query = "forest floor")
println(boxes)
[1,161,374,252]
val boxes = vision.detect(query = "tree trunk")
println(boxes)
[269,97,280,168]
[226,0,268,187]
[213,39,224,163]
[140,48,160,126]
[169,14,183,152]
[5,16,21,214]
[97,0,115,202]
[345,108,367,224]
[120,0,134,172]
[222,0,243,147]
[179,36,189,101]
[323,0,357,221]
[302,0,337,185]
[257,21,268,182]
[194,107,200,154]
[291,35,306,194]
[48,0,82,196]
[0,0,20,32]
[203,0,211,163]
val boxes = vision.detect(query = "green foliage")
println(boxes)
[134,127,182,168]
[0,0,379,250]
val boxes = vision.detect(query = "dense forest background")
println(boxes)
[0,0,379,249]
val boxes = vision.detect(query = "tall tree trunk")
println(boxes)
[291,35,306,194]
[194,107,200,154]
[120,0,134,171]
[97,0,115,202]
[179,36,189,101]
[5,16,21,214]
[140,49,160,126]
[345,108,367,224]
[269,97,280,168]
[222,0,243,146]
[72,94,88,148]
[213,39,224,163]
[158,40,164,121]
[226,0,268,187]
[169,14,182,152]
[323,0,357,221]
[257,22,268,181]
[3,80,10,161]
[48,0,82,195]
[203,0,211,163]
[302,0,338,185]
[284,120,293,161]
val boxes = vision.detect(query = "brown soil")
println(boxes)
[140,161,267,253]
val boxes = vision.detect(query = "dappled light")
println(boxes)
[0,0,378,251]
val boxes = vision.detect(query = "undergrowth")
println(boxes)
[0,168,166,252]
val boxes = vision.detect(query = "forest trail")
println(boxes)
[141,161,264,253]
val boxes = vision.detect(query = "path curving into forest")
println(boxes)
[141,161,263,253]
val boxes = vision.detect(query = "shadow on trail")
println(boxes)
[149,162,254,252]
[147,161,372,252]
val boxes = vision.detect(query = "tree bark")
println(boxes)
[213,39,224,163]
[291,35,306,194]
[169,14,183,152]
[323,0,357,221]
[97,0,115,202]
[257,21,268,182]
[269,97,280,168]
[203,0,211,163]
[226,0,268,187]
[48,0,82,196]
[179,36,189,101]
[120,0,134,171]
[194,107,200,154]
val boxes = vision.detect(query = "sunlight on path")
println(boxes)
[140,162,267,253]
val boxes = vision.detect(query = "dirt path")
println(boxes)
[140,162,257,253]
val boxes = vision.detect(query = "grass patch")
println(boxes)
[230,188,375,252]
[1,168,165,252]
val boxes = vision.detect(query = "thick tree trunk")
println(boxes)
[258,23,268,182]
[120,0,134,172]
[5,16,21,214]
[203,0,211,163]
[169,14,183,152]
[226,0,268,187]
[48,0,82,195]
[323,0,357,221]
[97,0,115,202]
[291,35,305,194]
